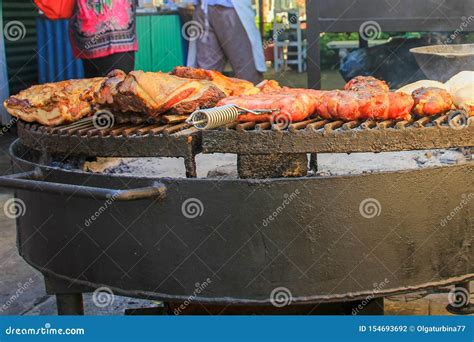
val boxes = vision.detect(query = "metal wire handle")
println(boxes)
[186,105,278,130]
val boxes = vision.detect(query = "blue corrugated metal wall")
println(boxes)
[36,17,84,83]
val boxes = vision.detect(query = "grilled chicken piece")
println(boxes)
[412,87,453,116]
[171,66,259,96]
[97,70,226,118]
[4,78,105,126]
[344,76,390,93]
[316,90,414,121]
[218,92,315,123]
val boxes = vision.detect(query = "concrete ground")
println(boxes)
[0,70,471,316]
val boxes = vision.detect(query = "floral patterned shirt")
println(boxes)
[70,0,138,59]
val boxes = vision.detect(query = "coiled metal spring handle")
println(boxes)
[186,105,277,130]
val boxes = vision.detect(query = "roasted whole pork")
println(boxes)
[229,75,411,123]
[316,90,414,121]
[97,70,226,118]
[412,87,454,117]
[4,78,105,126]
[171,66,259,96]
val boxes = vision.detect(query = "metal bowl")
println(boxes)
[410,44,474,82]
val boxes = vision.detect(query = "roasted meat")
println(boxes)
[4,77,105,126]
[171,66,259,96]
[344,76,390,93]
[316,90,414,121]
[412,87,454,116]
[261,87,325,115]
[256,80,282,93]
[97,70,226,117]
[217,92,315,123]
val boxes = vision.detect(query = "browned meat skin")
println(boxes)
[344,76,390,93]
[264,87,325,115]
[96,70,226,118]
[4,77,105,126]
[171,66,259,96]
[217,92,315,123]
[412,87,454,116]
[316,90,414,121]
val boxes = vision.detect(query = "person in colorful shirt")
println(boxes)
[70,0,138,78]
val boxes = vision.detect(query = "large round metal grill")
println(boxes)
[3,107,474,315]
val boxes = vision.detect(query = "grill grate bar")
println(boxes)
[289,118,319,132]
[307,119,330,130]
[236,122,256,131]
[377,120,395,129]
[256,122,271,130]
[324,120,344,132]
[342,121,360,130]
[433,114,449,127]
[360,120,377,130]
[163,123,190,135]
[414,117,431,128]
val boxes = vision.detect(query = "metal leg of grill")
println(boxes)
[309,153,318,174]
[56,294,84,315]
[184,154,197,178]
[446,281,474,315]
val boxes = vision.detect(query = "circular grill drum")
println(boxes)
[2,140,473,305]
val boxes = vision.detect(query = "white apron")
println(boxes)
[186,0,267,72]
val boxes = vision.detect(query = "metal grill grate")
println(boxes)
[222,111,472,133]
[203,111,474,155]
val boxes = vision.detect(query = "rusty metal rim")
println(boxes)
[26,259,474,305]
